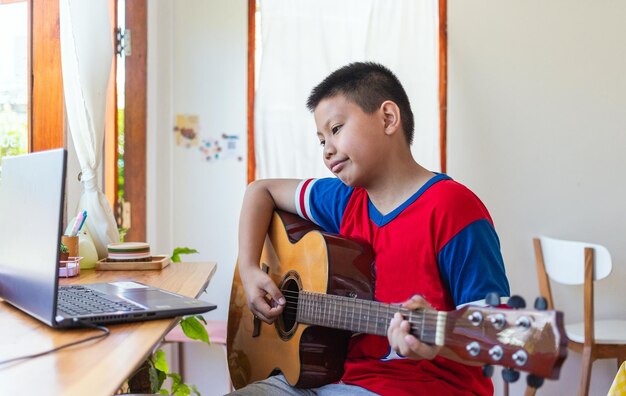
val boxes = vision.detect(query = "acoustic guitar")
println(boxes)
[227,210,568,389]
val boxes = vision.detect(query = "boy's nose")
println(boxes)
[323,141,335,159]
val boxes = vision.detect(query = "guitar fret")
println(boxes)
[383,304,390,335]
[329,295,335,327]
[364,301,372,333]
[334,297,349,329]
[349,297,354,331]
[356,302,363,333]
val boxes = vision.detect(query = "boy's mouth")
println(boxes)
[330,159,347,173]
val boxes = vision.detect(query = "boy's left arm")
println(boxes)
[387,295,481,365]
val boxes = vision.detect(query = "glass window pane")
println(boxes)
[0,1,28,173]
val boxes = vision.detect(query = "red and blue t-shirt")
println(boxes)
[294,174,510,395]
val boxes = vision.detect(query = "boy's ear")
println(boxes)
[380,100,401,135]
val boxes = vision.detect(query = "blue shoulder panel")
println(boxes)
[437,219,510,306]
[308,178,353,234]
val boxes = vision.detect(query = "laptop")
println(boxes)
[0,149,216,328]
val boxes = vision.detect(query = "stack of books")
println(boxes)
[106,242,151,262]
[95,243,170,271]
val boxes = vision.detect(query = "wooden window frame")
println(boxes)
[122,0,147,242]
[30,0,64,151]
[439,0,447,174]
[104,0,118,210]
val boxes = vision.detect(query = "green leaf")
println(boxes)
[168,372,182,388]
[195,314,207,325]
[148,364,160,394]
[173,383,191,396]
[159,390,169,395]
[171,247,199,263]
[153,349,169,374]
[189,383,201,396]
[180,316,210,344]
[156,370,167,391]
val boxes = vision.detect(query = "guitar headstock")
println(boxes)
[446,299,568,381]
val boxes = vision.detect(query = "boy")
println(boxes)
[234,62,510,395]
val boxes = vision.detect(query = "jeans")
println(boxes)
[228,374,379,396]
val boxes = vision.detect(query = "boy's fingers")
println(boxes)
[404,335,438,359]
[401,294,432,309]
[388,310,440,359]
[250,296,284,324]
[250,298,271,323]
[263,281,286,306]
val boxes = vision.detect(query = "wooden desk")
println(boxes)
[0,261,217,396]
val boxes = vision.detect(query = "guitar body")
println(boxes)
[227,211,375,389]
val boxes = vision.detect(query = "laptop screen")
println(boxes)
[0,149,66,326]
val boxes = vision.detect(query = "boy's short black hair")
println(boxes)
[307,62,415,145]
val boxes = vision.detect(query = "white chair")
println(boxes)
[533,236,626,396]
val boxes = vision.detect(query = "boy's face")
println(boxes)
[314,95,387,188]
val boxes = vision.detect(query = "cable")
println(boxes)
[0,319,110,366]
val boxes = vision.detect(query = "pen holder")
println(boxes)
[61,235,79,258]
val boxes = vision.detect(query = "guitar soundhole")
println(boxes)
[276,271,301,341]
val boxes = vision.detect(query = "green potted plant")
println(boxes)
[59,242,69,265]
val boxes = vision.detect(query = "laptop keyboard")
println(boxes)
[58,285,144,316]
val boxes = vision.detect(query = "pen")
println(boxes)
[76,211,87,233]
[71,211,86,236]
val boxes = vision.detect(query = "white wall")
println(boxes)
[448,1,626,395]
[147,1,247,394]
[148,0,247,320]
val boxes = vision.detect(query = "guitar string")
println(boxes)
[276,301,517,350]
[276,290,523,337]
[281,299,443,342]
[281,302,448,345]
[281,289,441,323]
[280,289,471,328]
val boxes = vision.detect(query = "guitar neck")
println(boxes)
[296,291,447,346]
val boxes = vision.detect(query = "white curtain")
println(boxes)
[255,0,440,179]
[60,0,119,258]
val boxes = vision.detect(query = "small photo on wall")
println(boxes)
[174,114,200,147]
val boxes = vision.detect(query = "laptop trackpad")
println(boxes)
[86,282,188,308]
[122,289,184,307]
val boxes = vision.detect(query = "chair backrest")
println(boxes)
[537,236,612,285]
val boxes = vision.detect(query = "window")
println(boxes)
[0,0,28,171]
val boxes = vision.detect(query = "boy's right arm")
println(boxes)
[237,179,302,323]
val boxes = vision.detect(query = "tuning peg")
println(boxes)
[502,367,520,383]
[507,295,526,309]
[527,374,545,389]
[485,292,500,307]
[534,296,548,310]
[482,364,494,378]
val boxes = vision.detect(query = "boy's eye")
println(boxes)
[319,140,325,147]
[331,125,342,134]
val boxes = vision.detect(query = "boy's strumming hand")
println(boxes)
[387,295,441,361]
[239,266,286,324]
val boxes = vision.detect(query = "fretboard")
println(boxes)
[296,291,447,346]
